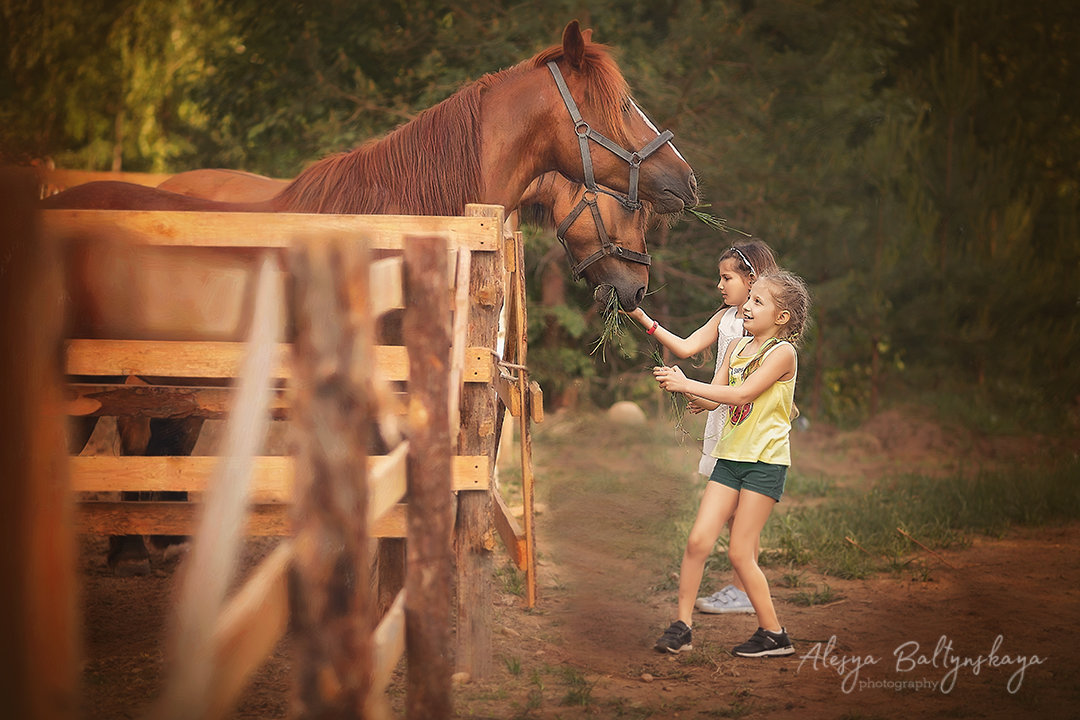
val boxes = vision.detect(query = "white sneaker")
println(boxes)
[695,584,736,611]
[697,585,754,614]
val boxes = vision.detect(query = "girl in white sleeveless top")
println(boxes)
[627,242,778,614]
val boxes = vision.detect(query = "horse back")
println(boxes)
[40,181,271,212]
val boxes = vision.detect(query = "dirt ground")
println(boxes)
[78,408,1080,719]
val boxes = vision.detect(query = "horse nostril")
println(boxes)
[634,286,646,307]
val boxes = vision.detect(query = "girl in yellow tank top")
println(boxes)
[651,271,811,659]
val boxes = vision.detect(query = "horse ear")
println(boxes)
[582,29,593,43]
[562,20,585,69]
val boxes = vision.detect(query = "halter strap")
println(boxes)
[554,190,652,280]
[547,61,675,209]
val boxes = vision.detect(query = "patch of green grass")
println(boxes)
[558,666,596,707]
[496,562,526,597]
[504,656,522,676]
[788,583,839,606]
[778,570,806,588]
[784,471,833,498]
[760,457,1080,575]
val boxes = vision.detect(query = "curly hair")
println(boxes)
[756,270,811,347]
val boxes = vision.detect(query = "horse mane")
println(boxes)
[275,37,633,215]
[530,41,633,149]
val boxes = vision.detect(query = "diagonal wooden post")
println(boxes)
[454,205,505,679]
[402,233,454,718]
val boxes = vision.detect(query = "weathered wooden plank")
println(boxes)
[491,487,527,571]
[368,443,408,526]
[41,209,501,252]
[69,454,489,498]
[369,256,405,317]
[65,339,492,383]
[206,541,293,720]
[76,501,407,537]
[493,367,522,418]
[366,590,406,720]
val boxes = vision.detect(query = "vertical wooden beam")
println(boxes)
[507,232,538,608]
[0,170,78,720]
[402,233,454,719]
[455,204,504,679]
[288,236,375,718]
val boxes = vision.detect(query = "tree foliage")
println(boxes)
[4,0,1077,428]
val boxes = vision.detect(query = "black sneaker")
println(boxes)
[654,620,693,654]
[732,627,794,657]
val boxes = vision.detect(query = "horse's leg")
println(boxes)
[145,416,204,556]
[66,416,97,454]
[109,389,154,576]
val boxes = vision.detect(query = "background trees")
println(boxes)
[4,0,1077,429]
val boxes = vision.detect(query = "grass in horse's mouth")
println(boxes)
[685,204,752,236]
[591,288,624,360]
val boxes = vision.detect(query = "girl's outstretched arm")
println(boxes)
[654,343,795,406]
[627,307,726,359]
[684,342,734,412]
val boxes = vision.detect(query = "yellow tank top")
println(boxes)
[711,337,796,466]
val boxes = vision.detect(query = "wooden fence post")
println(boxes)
[288,236,376,718]
[454,205,505,679]
[402,234,454,718]
[0,170,78,720]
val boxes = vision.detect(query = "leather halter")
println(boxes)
[547,61,674,210]
[548,60,670,278]
[555,189,651,280]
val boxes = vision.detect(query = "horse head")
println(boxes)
[531,21,699,215]
[520,173,651,311]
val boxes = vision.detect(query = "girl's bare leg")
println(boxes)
[676,483,740,626]
[728,489,780,630]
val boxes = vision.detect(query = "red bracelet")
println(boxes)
[646,320,659,335]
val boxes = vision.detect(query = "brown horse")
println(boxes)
[44,21,697,217]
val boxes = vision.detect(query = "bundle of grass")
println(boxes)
[590,287,626,360]
[684,204,752,237]
[648,348,703,443]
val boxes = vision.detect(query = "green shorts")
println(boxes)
[708,458,787,502]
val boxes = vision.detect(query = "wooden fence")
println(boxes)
[34,175,543,715]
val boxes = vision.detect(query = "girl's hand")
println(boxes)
[686,398,706,414]
[623,307,647,322]
[685,395,708,414]
[652,364,688,393]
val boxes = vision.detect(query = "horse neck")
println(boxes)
[476,69,556,212]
